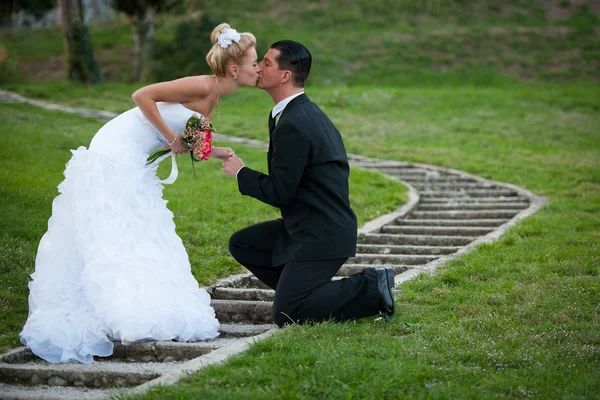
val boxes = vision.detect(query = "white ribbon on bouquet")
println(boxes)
[154,151,179,185]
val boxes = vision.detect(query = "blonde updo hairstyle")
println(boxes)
[206,23,257,77]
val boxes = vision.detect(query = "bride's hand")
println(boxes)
[169,135,187,155]
[211,147,234,160]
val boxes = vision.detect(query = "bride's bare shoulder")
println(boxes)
[178,75,217,98]
[180,75,214,85]
[132,75,216,104]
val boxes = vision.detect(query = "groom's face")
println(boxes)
[257,48,286,91]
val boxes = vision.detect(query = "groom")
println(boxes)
[222,40,395,327]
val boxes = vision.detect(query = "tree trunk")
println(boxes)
[131,5,155,82]
[131,14,141,82]
[139,5,155,82]
[58,0,102,84]
[1,0,17,32]
[10,0,16,31]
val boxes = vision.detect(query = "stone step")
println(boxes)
[350,161,406,169]
[357,165,448,176]
[357,165,427,173]
[106,341,223,363]
[219,275,272,290]
[381,225,494,237]
[386,170,454,179]
[1,341,225,365]
[218,273,360,293]
[348,254,437,265]
[213,261,413,291]
[214,271,345,292]
[400,177,478,184]
[361,233,474,246]
[213,287,275,302]
[395,218,509,227]
[337,264,405,276]
[409,182,496,190]
[212,263,417,300]
[416,202,529,211]
[211,300,273,324]
[217,275,272,290]
[420,196,529,203]
[336,264,410,275]
[0,361,169,389]
[218,323,276,338]
[409,210,519,219]
[419,189,518,198]
[0,383,114,400]
[355,243,460,255]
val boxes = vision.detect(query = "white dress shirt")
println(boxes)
[236,92,305,178]
[271,91,305,119]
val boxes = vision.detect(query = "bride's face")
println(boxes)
[235,47,259,87]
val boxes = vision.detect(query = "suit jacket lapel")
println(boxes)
[276,94,309,128]
[268,94,309,172]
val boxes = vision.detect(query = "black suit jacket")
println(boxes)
[237,94,357,266]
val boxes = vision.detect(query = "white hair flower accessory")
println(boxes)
[217,29,241,49]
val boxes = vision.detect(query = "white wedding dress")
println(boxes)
[20,102,220,363]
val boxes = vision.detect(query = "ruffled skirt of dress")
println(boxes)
[19,147,219,363]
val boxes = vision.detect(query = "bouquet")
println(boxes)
[146,114,213,177]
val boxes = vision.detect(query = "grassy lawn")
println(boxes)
[1,0,599,397]
[126,81,596,399]
[2,1,599,85]
[5,80,598,191]
[1,79,598,399]
[0,102,406,352]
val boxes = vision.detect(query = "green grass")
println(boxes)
[2,80,143,113]
[16,81,596,399]
[1,0,599,397]
[103,80,598,399]
[6,82,598,195]
[0,102,406,351]
[1,0,599,85]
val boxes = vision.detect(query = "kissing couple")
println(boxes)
[19,23,395,364]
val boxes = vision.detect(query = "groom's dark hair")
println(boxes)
[270,40,312,88]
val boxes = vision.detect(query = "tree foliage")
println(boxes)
[150,13,217,82]
[1,0,55,28]
[111,0,179,82]
[59,0,102,84]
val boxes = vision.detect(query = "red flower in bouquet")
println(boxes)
[146,114,213,177]
[183,116,213,161]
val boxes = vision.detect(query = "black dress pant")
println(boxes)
[229,220,381,327]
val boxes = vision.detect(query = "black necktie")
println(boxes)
[268,112,275,134]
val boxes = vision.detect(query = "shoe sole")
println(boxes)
[384,268,395,319]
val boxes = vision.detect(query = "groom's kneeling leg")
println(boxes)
[272,260,381,327]
[272,258,347,327]
[228,220,285,290]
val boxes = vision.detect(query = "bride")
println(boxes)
[19,23,259,363]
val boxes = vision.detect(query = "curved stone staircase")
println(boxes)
[0,91,545,399]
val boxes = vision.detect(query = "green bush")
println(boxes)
[0,45,18,84]
[150,13,218,82]
[568,4,600,34]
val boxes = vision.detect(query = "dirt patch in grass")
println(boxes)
[546,0,600,21]
[17,45,133,82]
[20,55,64,80]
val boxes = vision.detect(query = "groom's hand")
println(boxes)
[222,154,245,178]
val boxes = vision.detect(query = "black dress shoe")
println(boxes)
[376,268,395,320]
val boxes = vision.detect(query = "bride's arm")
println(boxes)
[132,76,212,154]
